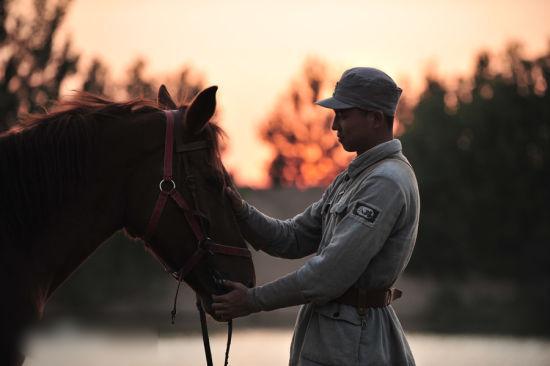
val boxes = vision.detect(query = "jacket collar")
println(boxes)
[346,139,402,179]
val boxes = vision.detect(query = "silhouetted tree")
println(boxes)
[403,43,550,282]
[260,58,353,188]
[400,43,550,334]
[124,58,156,100]
[161,66,204,105]
[0,0,78,131]
[81,57,205,106]
[82,58,110,96]
[0,0,7,44]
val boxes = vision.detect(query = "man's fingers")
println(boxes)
[222,280,242,290]
[224,187,238,201]
[225,186,240,196]
[211,303,228,311]
[211,280,254,321]
[215,309,230,316]
[224,187,244,211]
[211,293,230,302]
[214,309,235,321]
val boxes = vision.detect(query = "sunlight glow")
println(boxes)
[56,0,550,187]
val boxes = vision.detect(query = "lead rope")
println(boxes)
[224,319,233,366]
[197,295,214,366]
[195,295,233,366]
[170,269,185,324]
[170,270,233,366]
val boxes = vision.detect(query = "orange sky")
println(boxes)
[54,0,550,187]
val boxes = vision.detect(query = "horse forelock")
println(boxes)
[204,122,228,189]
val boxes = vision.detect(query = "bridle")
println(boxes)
[141,110,252,366]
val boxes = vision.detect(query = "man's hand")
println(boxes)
[225,187,245,213]
[212,280,260,321]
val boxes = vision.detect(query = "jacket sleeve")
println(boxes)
[235,189,327,259]
[250,174,406,311]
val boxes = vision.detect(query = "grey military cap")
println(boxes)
[316,67,402,116]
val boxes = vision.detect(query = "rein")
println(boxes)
[142,110,251,366]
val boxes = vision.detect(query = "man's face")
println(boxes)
[331,108,374,154]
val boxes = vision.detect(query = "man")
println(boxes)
[213,67,420,366]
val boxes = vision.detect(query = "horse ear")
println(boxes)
[157,84,177,109]
[185,86,217,134]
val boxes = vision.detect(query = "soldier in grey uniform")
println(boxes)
[213,67,420,366]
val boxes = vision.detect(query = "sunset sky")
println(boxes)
[56,0,550,187]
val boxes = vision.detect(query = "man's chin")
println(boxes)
[338,138,352,151]
[341,144,354,152]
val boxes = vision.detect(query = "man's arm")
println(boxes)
[215,174,406,317]
[226,186,330,259]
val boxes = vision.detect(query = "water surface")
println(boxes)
[24,328,550,366]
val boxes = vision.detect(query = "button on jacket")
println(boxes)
[236,139,420,366]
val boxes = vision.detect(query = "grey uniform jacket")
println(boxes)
[236,139,420,366]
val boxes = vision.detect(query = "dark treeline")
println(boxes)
[402,45,550,281]
[0,0,78,130]
[0,0,203,131]
[399,45,550,334]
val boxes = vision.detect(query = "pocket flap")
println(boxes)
[329,201,347,215]
[315,302,362,326]
[322,202,331,215]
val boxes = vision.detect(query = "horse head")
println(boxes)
[125,85,255,317]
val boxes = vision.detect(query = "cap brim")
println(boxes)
[315,96,355,110]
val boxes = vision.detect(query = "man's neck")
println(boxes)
[356,135,394,156]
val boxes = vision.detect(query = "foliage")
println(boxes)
[402,44,550,286]
[124,58,156,100]
[0,0,78,131]
[260,58,353,188]
[81,58,110,96]
[0,0,7,44]
[81,56,204,104]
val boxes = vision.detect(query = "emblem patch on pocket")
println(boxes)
[353,202,379,223]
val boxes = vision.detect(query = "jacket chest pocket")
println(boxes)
[322,200,348,233]
[329,201,348,225]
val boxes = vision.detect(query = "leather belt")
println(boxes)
[334,288,402,315]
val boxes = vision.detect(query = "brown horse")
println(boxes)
[0,85,255,365]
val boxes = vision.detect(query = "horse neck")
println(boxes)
[24,111,166,312]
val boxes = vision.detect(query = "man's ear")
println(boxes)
[157,84,177,109]
[185,86,218,134]
[370,110,385,128]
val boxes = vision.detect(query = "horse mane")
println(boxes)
[0,92,226,247]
